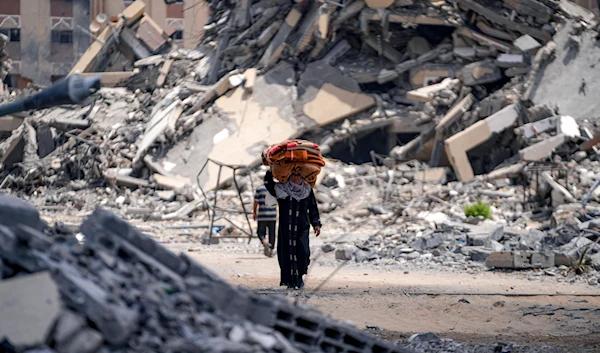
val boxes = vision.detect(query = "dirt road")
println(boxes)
[175,244,600,351]
[41,213,600,350]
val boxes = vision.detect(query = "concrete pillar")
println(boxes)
[20,0,51,85]
[73,0,92,62]
[150,0,167,29]
[184,0,210,49]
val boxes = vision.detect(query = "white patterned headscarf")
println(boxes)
[274,178,311,201]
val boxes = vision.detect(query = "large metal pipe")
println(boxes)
[0,74,102,118]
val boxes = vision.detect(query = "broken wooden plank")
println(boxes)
[156,59,174,87]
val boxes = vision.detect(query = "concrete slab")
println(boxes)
[530,22,600,120]
[519,134,568,162]
[514,34,541,52]
[162,63,298,191]
[0,271,62,347]
[303,84,375,126]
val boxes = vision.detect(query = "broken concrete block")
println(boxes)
[56,328,103,353]
[414,168,447,184]
[335,245,354,260]
[514,34,542,52]
[531,252,555,269]
[445,104,520,182]
[0,272,62,348]
[53,310,88,347]
[407,37,431,57]
[411,233,446,250]
[407,78,458,103]
[519,134,568,162]
[557,115,580,138]
[513,252,532,269]
[459,60,502,86]
[244,68,257,92]
[409,64,454,87]
[495,54,525,68]
[554,252,574,266]
[468,247,492,262]
[517,115,560,138]
[156,190,177,201]
[558,0,596,24]
[303,83,375,126]
[485,252,514,268]
[122,0,146,25]
[0,195,45,231]
[454,47,476,60]
[154,174,191,189]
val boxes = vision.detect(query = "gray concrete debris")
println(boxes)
[0,195,413,353]
[0,272,62,348]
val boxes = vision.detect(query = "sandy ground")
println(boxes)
[176,245,600,350]
[42,213,600,350]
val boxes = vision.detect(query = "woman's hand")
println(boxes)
[314,226,321,236]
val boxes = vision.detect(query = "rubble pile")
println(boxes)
[0,0,600,283]
[312,158,600,282]
[395,332,572,353]
[0,195,414,353]
[0,32,11,86]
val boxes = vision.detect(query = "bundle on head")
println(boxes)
[262,139,325,187]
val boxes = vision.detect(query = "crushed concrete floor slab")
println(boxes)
[530,22,600,120]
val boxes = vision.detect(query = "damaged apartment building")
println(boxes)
[3,0,600,217]
[0,0,209,87]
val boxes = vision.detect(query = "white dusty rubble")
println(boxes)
[1,0,600,287]
[0,195,413,353]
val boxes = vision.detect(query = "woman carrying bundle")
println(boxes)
[263,170,322,290]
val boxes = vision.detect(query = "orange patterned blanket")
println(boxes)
[262,140,325,187]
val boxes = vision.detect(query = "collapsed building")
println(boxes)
[0,194,422,353]
[0,0,599,275]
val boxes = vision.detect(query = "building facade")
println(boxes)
[0,0,209,87]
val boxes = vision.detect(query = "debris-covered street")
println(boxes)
[2,0,600,351]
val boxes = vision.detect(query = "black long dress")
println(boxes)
[264,171,322,289]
